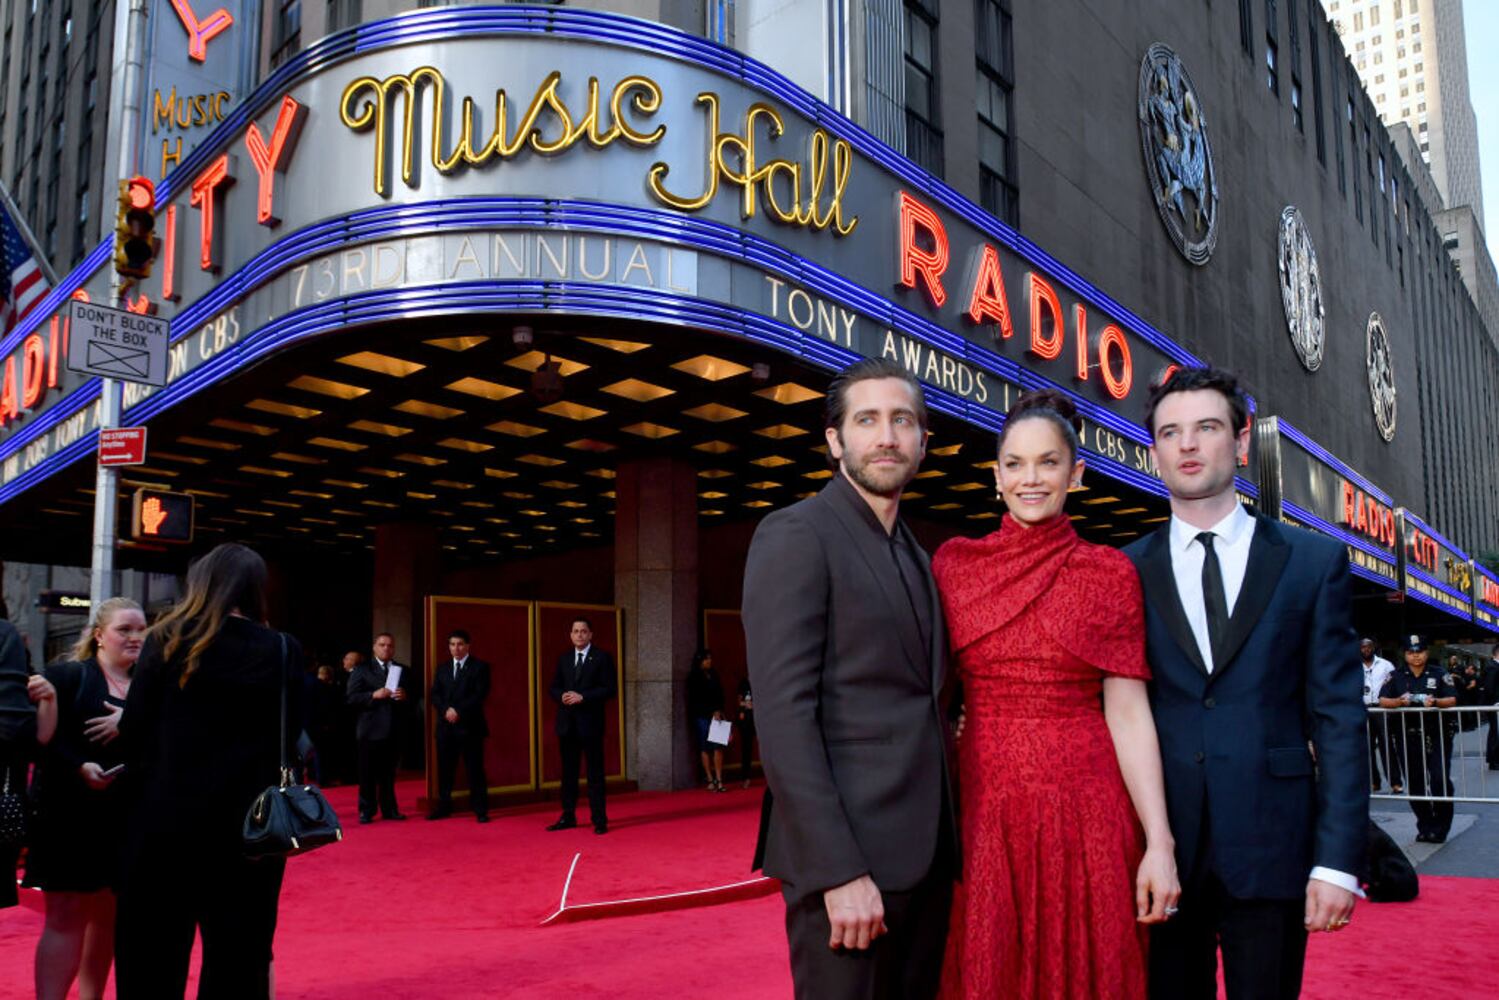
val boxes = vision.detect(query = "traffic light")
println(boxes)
[130,488,194,543]
[114,176,158,279]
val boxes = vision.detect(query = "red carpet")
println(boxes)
[1,779,1496,998]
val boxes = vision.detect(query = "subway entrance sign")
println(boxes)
[130,488,194,543]
[65,299,169,386]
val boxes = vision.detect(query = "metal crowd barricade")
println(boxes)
[1365,706,1499,803]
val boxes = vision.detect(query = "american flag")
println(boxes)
[1,198,51,335]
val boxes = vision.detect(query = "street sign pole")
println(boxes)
[89,379,123,611]
[91,0,151,610]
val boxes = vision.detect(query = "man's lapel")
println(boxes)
[821,486,929,685]
[1138,525,1209,677]
[1211,513,1291,681]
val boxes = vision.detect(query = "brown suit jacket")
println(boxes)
[743,474,958,903]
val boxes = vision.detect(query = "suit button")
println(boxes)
[1194,751,1205,763]
[1203,697,1216,708]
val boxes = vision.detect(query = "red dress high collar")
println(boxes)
[932,511,1146,677]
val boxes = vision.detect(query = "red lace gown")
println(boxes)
[933,512,1151,1000]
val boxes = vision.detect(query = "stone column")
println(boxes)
[372,522,441,669]
[614,457,699,790]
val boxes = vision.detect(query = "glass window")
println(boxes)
[1292,79,1303,130]
[903,1,944,178]
[1266,38,1279,94]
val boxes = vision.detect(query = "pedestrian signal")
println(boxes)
[114,177,159,279]
[130,488,194,543]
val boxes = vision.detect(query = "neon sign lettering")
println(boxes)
[1405,527,1439,574]
[896,190,1135,400]
[340,69,666,198]
[167,0,234,63]
[1340,481,1395,548]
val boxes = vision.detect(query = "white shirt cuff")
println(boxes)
[1309,866,1366,899]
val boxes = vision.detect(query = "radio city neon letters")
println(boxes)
[0,290,89,428]
[245,96,307,227]
[1341,481,1395,547]
[189,154,235,272]
[168,0,234,63]
[1406,527,1439,574]
[897,190,1134,400]
[1482,576,1499,608]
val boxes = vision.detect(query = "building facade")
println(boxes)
[0,0,116,271]
[0,2,1496,795]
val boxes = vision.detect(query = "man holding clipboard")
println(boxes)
[347,632,410,824]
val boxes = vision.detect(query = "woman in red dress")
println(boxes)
[935,389,1179,999]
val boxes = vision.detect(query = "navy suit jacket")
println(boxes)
[1124,510,1367,900]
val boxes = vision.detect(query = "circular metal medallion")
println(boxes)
[1365,312,1397,441]
[1138,43,1220,266]
[1277,205,1325,371]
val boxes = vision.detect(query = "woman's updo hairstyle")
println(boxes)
[996,388,1083,464]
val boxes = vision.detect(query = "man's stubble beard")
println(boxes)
[839,440,918,498]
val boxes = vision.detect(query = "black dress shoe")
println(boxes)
[475,814,490,824]
[383,813,407,821]
[426,808,452,821]
[1415,832,1433,842]
[359,815,374,825]
[1429,832,1447,843]
[546,816,577,831]
[593,823,608,835]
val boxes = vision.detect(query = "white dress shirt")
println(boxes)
[1167,504,1361,897]
[1168,504,1255,673]
[1363,656,1395,707]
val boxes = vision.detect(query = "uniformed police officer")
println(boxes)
[1378,634,1459,842]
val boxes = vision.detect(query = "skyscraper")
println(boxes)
[1322,0,1484,221]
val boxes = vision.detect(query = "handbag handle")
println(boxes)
[277,632,292,789]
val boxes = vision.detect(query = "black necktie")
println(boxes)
[453,659,461,679]
[1198,531,1229,669]
[574,652,584,683]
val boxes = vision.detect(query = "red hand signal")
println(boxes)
[141,497,170,535]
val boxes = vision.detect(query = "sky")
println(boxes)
[1464,0,1499,259]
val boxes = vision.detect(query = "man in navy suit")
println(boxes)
[1124,368,1366,999]
[545,617,617,834]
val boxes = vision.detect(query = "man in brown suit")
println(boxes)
[743,358,958,1000]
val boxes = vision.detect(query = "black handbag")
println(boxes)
[243,634,343,859]
[0,765,27,850]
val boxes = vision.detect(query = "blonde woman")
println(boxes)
[25,597,147,1000]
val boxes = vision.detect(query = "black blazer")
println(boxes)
[742,475,958,903]
[0,620,34,747]
[548,646,617,741]
[119,618,303,854]
[1124,510,1368,899]
[429,656,490,739]
[346,660,410,743]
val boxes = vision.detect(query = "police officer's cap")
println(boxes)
[1403,633,1429,652]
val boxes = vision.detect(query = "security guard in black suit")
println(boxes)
[346,632,410,823]
[545,617,617,834]
[1378,634,1459,842]
[428,629,491,822]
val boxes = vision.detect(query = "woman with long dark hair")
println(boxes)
[686,649,728,792]
[115,543,303,999]
[934,389,1177,999]
[26,597,146,1000]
